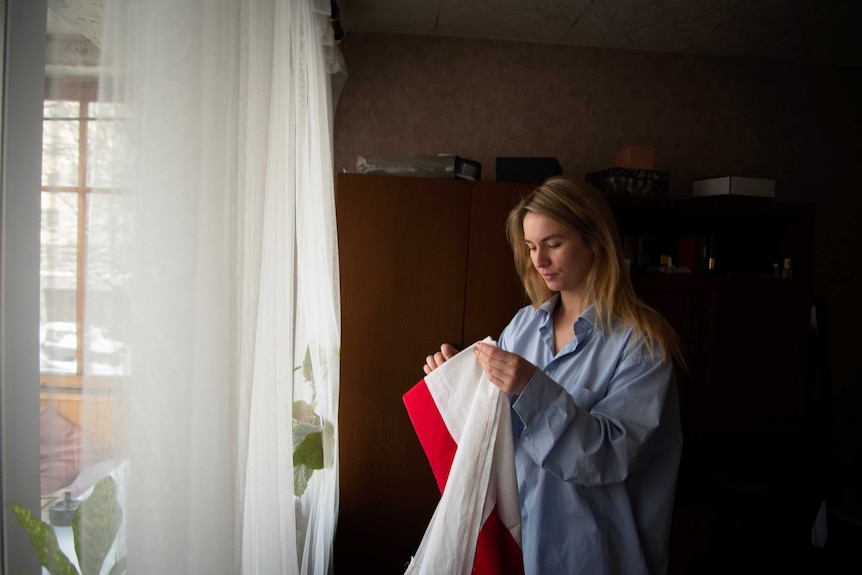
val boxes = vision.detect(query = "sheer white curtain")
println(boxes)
[86,1,344,573]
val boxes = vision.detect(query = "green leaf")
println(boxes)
[72,476,123,575]
[322,419,335,469]
[302,345,314,383]
[293,420,318,451]
[293,430,324,470]
[10,503,80,575]
[294,464,314,497]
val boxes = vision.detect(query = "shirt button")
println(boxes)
[545,370,551,375]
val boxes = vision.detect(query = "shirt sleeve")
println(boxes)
[511,348,674,487]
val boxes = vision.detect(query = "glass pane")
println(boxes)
[86,191,131,376]
[87,102,125,188]
[42,101,80,187]
[88,101,123,119]
[44,100,79,118]
[40,191,79,374]
[41,11,116,567]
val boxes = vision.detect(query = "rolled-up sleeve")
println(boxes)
[513,354,673,486]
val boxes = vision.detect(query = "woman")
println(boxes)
[424,176,684,574]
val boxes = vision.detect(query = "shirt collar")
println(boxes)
[574,305,597,344]
[537,294,559,319]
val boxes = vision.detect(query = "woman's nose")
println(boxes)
[533,248,549,267]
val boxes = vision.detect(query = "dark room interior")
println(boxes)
[331,1,862,573]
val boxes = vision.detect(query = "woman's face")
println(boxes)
[523,212,593,296]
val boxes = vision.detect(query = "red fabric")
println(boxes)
[403,378,524,575]
[475,507,524,575]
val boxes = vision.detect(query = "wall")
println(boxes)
[333,31,862,403]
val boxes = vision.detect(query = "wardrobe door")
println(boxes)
[334,173,473,573]
[462,181,532,345]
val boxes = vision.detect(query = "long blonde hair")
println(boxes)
[506,176,685,367]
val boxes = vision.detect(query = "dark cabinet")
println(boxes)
[615,197,818,573]
[333,173,530,573]
[615,197,816,434]
[462,181,531,344]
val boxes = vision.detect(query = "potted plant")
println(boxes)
[292,345,336,497]
[10,475,125,575]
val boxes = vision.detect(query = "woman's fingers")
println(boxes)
[424,344,458,374]
[474,342,533,394]
[441,343,458,360]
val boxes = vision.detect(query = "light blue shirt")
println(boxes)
[498,295,682,575]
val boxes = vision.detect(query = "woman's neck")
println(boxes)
[556,291,586,322]
[551,293,586,354]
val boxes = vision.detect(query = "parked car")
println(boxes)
[40,321,129,375]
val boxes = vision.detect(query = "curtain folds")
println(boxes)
[87,1,344,572]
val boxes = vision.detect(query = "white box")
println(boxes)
[692,176,775,198]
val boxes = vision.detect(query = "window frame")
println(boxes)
[40,77,118,392]
[1,1,49,573]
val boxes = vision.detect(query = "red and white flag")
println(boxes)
[402,338,524,575]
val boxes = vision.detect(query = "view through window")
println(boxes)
[40,6,124,522]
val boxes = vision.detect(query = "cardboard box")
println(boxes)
[614,145,656,170]
[692,176,775,198]
[585,167,670,197]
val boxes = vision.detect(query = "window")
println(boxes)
[39,78,124,505]
[41,86,127,383]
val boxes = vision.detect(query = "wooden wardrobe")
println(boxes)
[333,173,531,573]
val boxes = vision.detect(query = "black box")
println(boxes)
[691,176,774,198]
[585,167,670,197]
[496,157,563,184]
[454,156,482,181]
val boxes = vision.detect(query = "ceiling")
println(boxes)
[46,0,862,72]
[338,0,862,67]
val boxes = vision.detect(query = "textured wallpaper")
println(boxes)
[333,33,848,200]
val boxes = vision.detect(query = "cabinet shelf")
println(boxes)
[612,195,814,286]
[607,194,809,216]
[631,272,803,287]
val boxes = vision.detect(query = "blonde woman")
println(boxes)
[424,176,684,574]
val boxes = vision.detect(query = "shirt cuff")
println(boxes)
[512,367,565,431]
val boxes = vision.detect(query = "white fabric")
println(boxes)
[405,338,521,575]
[78,1,344,573]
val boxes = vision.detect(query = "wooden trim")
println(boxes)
[45,75,99,102]
[40,373,122,391]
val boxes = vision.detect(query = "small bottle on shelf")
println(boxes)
[701,235,718,275]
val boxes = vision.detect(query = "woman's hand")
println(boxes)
[474,342,536,395]
[423,343,459,375]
